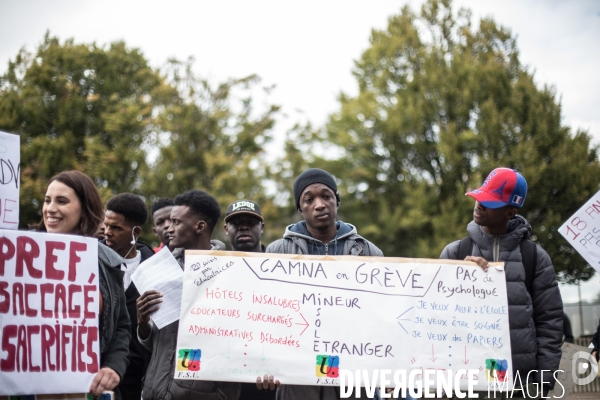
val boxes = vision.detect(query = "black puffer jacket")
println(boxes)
[440,216,563,388]
[98,243,132,398]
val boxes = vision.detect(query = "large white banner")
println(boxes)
[176,251,512,391]
[558,189,600,273]
[0,131,20,229]
[0,230,100,395]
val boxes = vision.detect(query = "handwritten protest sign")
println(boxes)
[559,190,600,273]
[0,229,100,395]
[175,251,512,391]
[0,131,20,229]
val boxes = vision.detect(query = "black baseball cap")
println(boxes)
[224,200,263,223]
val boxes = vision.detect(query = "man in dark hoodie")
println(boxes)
[103,192,156,400]
[266,168,382,400]
[440,168,563,397]
[136,190,237,400]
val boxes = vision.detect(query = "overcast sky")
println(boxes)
[1,0,599,302]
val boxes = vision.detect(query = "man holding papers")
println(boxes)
[136,190,236,400]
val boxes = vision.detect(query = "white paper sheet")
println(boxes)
[131,246,183,328]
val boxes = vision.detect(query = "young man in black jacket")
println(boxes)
[267,169,382,400]
[136,190,238,400]
[440,168,563,397]
[103,193,156,400]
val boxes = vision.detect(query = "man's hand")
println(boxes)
[137,290,162,339]
[90,367,120,397]
[465,256,489,272]
[256,374,281,390]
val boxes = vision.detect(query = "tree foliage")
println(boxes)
[0,34,280,247]
[282,0,599,282]
[140,58,280,225]
[0,33,173,227]
[138,58,282,244]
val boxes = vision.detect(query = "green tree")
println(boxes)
[262,122,324,244]
[0,34,282,248]
[140,58,280,245]
[285,0,599,282]
[0,33,174,227]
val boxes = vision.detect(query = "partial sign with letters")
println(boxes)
[559,189,600,273]
[0,229,100,395]
[0,131,20,229]
[175,251,512,391]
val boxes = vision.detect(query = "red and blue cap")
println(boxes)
[466,168,527,209]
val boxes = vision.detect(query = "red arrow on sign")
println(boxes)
[295,312,310,336]
[429,344,437,362]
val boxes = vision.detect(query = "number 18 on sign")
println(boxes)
[558,189,600,273]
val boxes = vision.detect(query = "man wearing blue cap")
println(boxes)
[267,168,383,400]
[440,168,563,398]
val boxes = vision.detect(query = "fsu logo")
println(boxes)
[485,358,508,382]
[316,355,339,377]
[178,349,201,371]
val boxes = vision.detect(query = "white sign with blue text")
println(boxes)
[0,131,20,229]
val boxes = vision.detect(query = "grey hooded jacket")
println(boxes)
[267,221,382,400]
[266,221,383,257]
[139,241,240,400]
[440,216,563,388]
